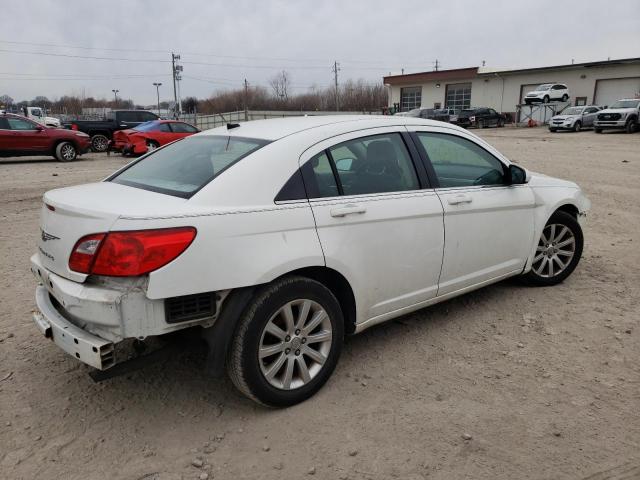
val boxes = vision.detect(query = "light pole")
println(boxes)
[153,83,162,116]
[112,89,119,107]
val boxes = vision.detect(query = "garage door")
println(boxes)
[594,77,640,107]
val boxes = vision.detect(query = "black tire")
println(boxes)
[227,276,344,407]
[145,140,160,153]
[543,95,550,103]
[573,121,582,132]
[54,141,77,162]
[91,134,109,152]
[562,94,569,102]
[477,120,484,129]
[549,128,557,132]
[524,211,584,286]
[497,119,504,127]
[625,118,637,134]
[595,128,603,134]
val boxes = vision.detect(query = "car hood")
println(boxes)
[598,108,636,114]
[527,171,578,189]
[552,115,577,121]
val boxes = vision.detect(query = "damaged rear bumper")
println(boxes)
[33,285,115,369]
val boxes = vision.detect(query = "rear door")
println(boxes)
[301,128,444,324]
[409,126,535,295]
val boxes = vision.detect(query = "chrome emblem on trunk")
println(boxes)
[41,230,60,242]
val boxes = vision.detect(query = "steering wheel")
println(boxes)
[473,169,503,186]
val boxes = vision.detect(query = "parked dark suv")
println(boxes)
[453,108,505,128]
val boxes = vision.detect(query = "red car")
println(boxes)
[0,113,91,161]
[110,120,200,155]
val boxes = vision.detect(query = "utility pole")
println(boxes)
[243,79,249,121]
[153,82,162,116]
[434,59,439,71]
[171,53,183,118]
[332,61,340,111]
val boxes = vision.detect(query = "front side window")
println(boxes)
[400,87,422,112]
[110,135,269,198]
[8,118,37,130]
[417,132,506,188]
[303,133,419,198]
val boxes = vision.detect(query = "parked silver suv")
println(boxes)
[549,106,601,132]
[594,99,640,134]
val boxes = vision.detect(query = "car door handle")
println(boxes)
[447,194,473,205]
[330,204,367,217]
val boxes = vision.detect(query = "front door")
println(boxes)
[301,128,444,324]
[6,117,48,152]
[410,127,535,295]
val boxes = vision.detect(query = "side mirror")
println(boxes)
[36,125,44,131]
[508,164,528,185]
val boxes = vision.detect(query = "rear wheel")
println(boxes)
[524,211,583,286]
[227,276,344,407]
[146,140,160,152]
[543,95,550,104]
[625,118,637,134]
[562,94,569,102]
[477,120,485,129]
[91,134,109,152]
[573,121,582,132]
[54,142,77,162]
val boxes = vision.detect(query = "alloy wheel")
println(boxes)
[60,144,76,160]
[532,224,576,278]
[92,135,109,152]
[258,299,333,390]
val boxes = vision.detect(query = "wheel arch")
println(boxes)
[554,203,579,219]
[51,138,77,155]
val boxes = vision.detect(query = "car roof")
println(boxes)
[196,115,457,141]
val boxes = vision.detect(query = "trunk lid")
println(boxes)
[38,181,189,282]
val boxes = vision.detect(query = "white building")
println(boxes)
[384,57,640,122]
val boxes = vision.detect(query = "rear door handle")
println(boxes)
[330,204,367,217]
[447,194,473,205]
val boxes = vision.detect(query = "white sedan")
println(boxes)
[30,116,590,406]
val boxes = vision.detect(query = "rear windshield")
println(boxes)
[134,121,160,132]
[109,135,269,198]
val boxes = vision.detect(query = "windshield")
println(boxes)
[110,135,270,198]
[609,99,640,109]
[562,107,584,115]
[134,121,161,132]
[535,84,552,91]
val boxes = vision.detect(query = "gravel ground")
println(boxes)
[1,127,639,480]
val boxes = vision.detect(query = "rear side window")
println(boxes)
[171,122,199,133]
[301,133,419,198]
[417,132,506,188]
[8,118,36,130]
[110,136,269,198]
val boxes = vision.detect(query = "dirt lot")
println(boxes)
[1,127,639,480]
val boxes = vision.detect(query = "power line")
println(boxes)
[0,39,435,68]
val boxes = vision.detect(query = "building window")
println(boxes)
[575,96,587,106]
[445,83,472,111]
[400,86,422,111]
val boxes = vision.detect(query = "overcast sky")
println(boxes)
[1,0,639,105]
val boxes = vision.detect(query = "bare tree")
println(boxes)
[269,70,291,102]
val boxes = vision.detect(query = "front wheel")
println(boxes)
[573,121,582,132]
[594,128,603,134]
[562,94,569,102]
[524,211,583,286]
[227,276,344,407]
[91,134,109,152]
[543,96,550,103]
[625,118,637,134]
[55,142,77,161]
[549,128,557,133]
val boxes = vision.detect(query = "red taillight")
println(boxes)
[69,227,196,276]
